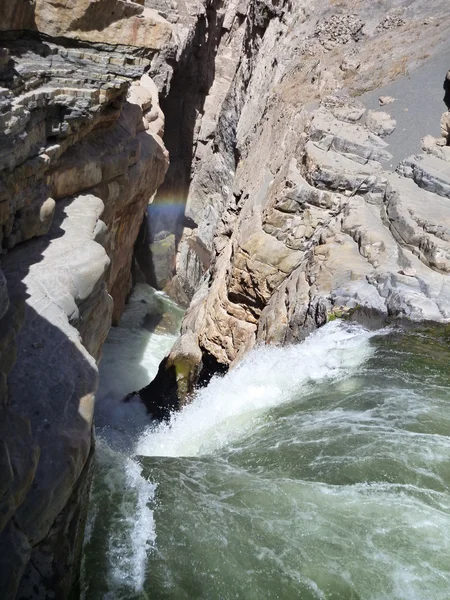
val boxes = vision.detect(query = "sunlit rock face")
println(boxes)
[0,1,177,594]
[0,0,172,49]
[142,0,450,406]
[2,0,450,595]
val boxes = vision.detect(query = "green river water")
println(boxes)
[81,285,450,600]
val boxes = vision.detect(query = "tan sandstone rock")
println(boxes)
[0,27,170,597]
[1,0,173,51]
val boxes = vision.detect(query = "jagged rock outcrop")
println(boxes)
[170,104,450,373]
[2,0,450,594]
[141,0,450,407]
[0,0,172,57]
[0,1,180,594]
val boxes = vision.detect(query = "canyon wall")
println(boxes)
[1,0,450,595]
[141,0,450,406]
[0,0,189,595]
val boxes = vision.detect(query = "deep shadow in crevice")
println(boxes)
[138,358,181,421]
[444,71,450,110]
[145,2,224,284]
[197,349,228,388]
[134,208,158,289]
[138,346,228,421]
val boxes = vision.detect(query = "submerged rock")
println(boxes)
[139,332,203,418]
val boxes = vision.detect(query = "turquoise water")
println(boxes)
[82,307,450,599]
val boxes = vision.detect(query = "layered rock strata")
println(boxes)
[2,0,450,595]
[0,2,175,594]
[169,0,450,302]
[141,0,450,406]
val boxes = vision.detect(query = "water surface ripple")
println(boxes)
[82,298,450,600]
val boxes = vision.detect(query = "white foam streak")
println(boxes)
[108,455,156,592]
[82,439,157,597]
[138,321,379,457]
[84,284,183,596]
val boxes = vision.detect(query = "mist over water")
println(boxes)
[94,284,184,451]
[81,287,450,599]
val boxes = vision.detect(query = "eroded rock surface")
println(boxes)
[2,0,450,595]
[144,0,450,406]
[168,103,450,385]
[168,0,450,303]
[0,3,173,595]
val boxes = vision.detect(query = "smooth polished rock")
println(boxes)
[0,21,169,598]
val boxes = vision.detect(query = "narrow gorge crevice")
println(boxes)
[2,0,450,597]
[145,0,289,305]
[147,0,224,299]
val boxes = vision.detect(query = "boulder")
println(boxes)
[366,110,396,137]
[139,332,203,418]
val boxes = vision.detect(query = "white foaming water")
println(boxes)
[98,441,156,593]
[95,284,184,448]
[83,300,450,599]
[81,439,157,597]
[82,284,183,597]
[137,321,379,458]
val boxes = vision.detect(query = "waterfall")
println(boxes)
[137,321,379,458]
[82,297,450,600]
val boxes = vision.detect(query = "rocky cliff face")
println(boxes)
[2,0,450,596]
[141,0,450,405]
[0,1,180,595]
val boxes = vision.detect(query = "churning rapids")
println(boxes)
[81,284,450,600]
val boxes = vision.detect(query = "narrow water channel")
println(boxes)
[81,287,450,599]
